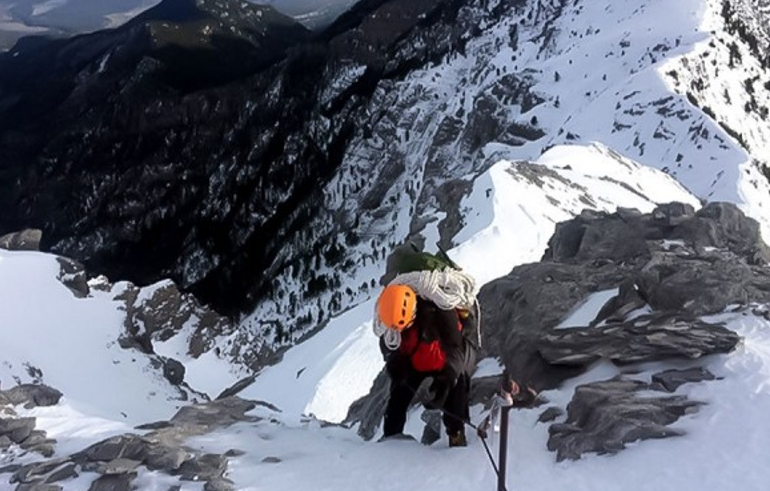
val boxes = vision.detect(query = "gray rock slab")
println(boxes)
[10,458,72,484]
[547,376,703,461]
[177,454,227,481]
[134,421,173,431]
[26,442,56,458]
[144,445,191,472]
[652,367,717,392]
[169,397,258,433]
[0,385,63,408]
[0,464,22,474]
[96,458,141,475]
[20,430,51,447]
[0,417,36,444]
[537,312,741,366]
[0,435,14,449]
[538,407,564,423]
[44,464,78,483]
[87,472,136,491]
[204,478,235,491]
[15,483,63,491]
[75,434,148,463]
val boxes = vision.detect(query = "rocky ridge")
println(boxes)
[1,393,267,491]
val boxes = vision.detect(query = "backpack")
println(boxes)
[376,242,482,349]
[380,242,459,286]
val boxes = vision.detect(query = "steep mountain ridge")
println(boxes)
[2,0,770,371]
[0,0,472,328]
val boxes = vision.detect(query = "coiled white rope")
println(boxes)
[390,269,478,311]
[372,269,482,348]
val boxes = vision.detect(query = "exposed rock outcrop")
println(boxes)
[0,384,63,409]
[482,202,765,389]
[546,376,703,461]
[1,396,267,491]
[0,415,57,459]
[0,230,42,252]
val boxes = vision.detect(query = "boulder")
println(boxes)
[0,417,35,444]
[0,229,42,251]
[87,473,135,491]
[162,358,186,386]
[652,367,717,392]
[0,384,63,408]
[75,435,149,463]
[178,454,227,482]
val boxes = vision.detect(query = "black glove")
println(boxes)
[425,375,454,409]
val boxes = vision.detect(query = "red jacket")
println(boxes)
[381,298,475,379]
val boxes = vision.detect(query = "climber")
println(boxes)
[374,268,479,447]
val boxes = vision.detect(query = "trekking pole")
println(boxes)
[498,401,513,491]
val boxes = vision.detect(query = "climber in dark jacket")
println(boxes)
[376,284,477,447]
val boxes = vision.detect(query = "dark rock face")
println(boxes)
[473,201,770,460]
[162,358,186,386]
[55,257,90,298]
[542,202,770,265]
[482,202,768,389]
[0,0,479,324]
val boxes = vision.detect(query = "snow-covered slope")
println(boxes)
[182,310,770,491]
[0,251,210,427]
[3,143,770,490]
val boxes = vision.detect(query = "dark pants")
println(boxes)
[383,370,471,437]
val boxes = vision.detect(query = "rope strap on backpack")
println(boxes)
[373,269,482,348]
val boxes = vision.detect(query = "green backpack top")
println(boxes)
[380,242,461,286]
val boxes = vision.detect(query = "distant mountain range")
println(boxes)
[0,0,359,50]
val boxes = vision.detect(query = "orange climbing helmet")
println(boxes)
[377,284,417,331]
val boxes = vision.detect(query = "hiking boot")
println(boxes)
[448,431,467,447]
